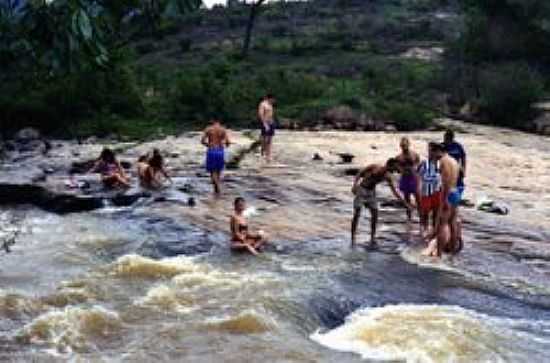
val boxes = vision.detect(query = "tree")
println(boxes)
[242,0,266,58]
[0,0,203,79]
[459,0,550,62]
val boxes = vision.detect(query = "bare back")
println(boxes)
[203,124,228,148]
[359,164,390,190]
[439,154,459,192]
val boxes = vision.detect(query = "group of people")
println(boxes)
[351,130,466,257]
[87,92,467,258]
[90,148,172,190]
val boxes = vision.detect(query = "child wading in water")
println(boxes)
[230,197,267,256]
[90,148,130,188]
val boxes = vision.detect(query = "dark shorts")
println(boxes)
[261,122,276,137]
[206,147,225,172]
[399,175,417,196]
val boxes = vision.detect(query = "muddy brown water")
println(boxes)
[1,124,550,362]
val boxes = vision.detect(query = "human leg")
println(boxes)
[351,207,362,246]
[369,207,378,245]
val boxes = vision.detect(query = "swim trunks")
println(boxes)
[447,188,462,207]
[420,191,441,213]
[261,121,276,137]
[399,174,417,196]
[206,147,225,172]
[353,186,378,210]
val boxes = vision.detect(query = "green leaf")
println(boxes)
[71,10,80,36]
[164,0,202,18]
[78,9,92,40]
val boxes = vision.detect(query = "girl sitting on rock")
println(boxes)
[230,197,267,256]
[138,149,172,189]
[90,148,130,188]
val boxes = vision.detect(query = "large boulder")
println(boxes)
[14,128,41,143]
[323,106,357,128]
[532,113,550,136]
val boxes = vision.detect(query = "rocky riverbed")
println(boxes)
[1,120,549,362]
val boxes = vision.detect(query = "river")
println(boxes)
[1,122,550,362]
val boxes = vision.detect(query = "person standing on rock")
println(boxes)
[351,158,412,247]
[443,129,466,196]
[395,137,421,225]
[258,94,276,163]
[423,143,462,257]
[201,118,231,195]
[417,142,442,238]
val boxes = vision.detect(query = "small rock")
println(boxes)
[343,168,360,176]
[384,125,397,132]
[312,153,324,161]
[338,153,355,164]
[86,136,98,144]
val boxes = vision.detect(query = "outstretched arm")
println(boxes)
[352,167,368,193]
[161,167,172,183]
[223,130,231,147]
[387,175,411,209]
[201,129,209,147]
[116,161,127,178]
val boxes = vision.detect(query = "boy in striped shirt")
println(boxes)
[417,142,442,238]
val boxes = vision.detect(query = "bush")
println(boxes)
[0,51,143,136]
[171,61,328,126]
[179,38,192,52]
[383,101,435,131]
[136,42,156,55]
[478,63,544,128]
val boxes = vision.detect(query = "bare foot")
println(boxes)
[422,238,438,257]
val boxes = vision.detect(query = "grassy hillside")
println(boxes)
[109,0,460,138]
[0,0,463,138]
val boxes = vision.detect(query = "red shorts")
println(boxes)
[420,192,441,214]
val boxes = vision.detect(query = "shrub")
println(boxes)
[478,63,544,128]
[0,51,143,136]
[136,42,156,55]
[383,101,435,131]
[179,38,192,52]
[171,61,328,126]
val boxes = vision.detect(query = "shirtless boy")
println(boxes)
[351,158,412,247]
[423,143,463,257]
[258,94,276,163]
[201,118,231,194]
[396,137,421,223]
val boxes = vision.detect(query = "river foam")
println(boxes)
[311,304,550,363]
[110,254,205,279]
[15,305,121,355]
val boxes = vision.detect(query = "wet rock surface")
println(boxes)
[1,122,550,361]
